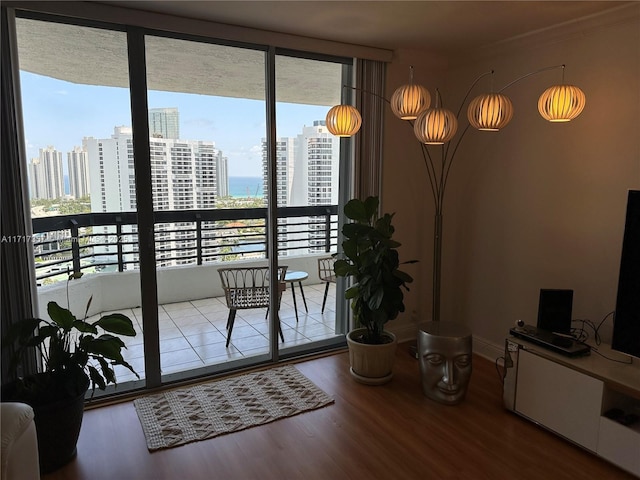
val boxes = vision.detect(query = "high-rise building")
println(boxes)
[262,120,339,255]
[298,121,340,253]
[84,127,137,269]
[84,126,135,214]
[28,158,45,200]
[67,146,90,199]
[296,120,340,207]
[216,151,229,197]
[149,107,180,140]
[85,125,227,267]
[28,146,64,200]
[262,138,295,206]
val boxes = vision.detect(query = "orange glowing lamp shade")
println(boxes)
[413,107,458,145]
[325,104,362,137]
[390,83,431,120]
[538,84,586,122]
[467,93,514,131]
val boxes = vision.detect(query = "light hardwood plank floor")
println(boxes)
[43,345,635,480]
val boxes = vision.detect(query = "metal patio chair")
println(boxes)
[317,256,336,314]
[218,266,288,348]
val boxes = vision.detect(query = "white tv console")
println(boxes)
[503,337,640,477]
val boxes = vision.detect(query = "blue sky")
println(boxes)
[20,72,331,176]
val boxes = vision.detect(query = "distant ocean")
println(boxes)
[229,176,263,198]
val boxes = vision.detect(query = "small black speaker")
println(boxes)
[537,289,573,334]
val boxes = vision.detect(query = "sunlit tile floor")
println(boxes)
[105,282,337,383]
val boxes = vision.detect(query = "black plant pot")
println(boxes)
[32,389,86,473]
[2,379,86,474]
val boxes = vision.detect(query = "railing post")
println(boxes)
[195,213,202,265]
[324,208,331,253]
[69,219,81,277]
[265,215,269,258]
[115,215,124,272]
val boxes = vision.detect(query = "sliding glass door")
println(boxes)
[12,9,353,394]
[143,34,275,379]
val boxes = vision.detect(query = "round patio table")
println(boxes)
[284,271,308,322]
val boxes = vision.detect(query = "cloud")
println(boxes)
[249,144,262,155]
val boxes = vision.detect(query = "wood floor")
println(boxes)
[43,345,635,480]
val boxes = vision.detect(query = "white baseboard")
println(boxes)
[473,335,505,362]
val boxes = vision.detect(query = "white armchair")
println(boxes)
[1,402,40,480]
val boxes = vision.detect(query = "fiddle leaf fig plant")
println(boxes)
[4,296,139,403]
[334,196,415,345]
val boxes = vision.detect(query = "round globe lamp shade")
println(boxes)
[538,85,586,122]
[414,107,458,145]
[390,83,431,120]
[326,104,362,137]
[467,93,514,131]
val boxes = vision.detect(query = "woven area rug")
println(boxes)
[133,365,334,451]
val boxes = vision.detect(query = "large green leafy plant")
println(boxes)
[334,196,415,345]
[4,296,138,404]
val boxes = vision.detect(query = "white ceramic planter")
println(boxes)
[346,328,397,385]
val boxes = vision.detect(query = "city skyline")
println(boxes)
[20,71,331,178]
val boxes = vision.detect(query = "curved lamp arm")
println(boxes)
[498,64,566,93]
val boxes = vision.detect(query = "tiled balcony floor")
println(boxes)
[104,282,338,383]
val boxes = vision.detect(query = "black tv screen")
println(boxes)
[612,190,640,358]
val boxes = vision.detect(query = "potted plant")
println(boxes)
[334,196,414,384]
[2,291,138,473]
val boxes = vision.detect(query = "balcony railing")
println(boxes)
[32,205,338,284]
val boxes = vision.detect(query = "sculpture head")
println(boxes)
[418,327,472,405]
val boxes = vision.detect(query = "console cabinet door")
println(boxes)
[515,349,603,451]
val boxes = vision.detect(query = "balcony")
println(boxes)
[32,205,341,383]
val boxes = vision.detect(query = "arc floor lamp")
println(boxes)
[326,64,586,322]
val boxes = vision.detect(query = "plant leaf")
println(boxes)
[344,198,368,222]
[363,196,379,222]
[73,319,98,334]
[394,270,414,284]
[334,259,354,277]
[96,357,116,385]
[81,336,125,363]
[88,365,106,391]
[47,301,76,330]
[345,285,360,299]
[94,314,136,336]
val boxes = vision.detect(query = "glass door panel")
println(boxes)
[15,17,146,391]
[273,54,349,354]
[144,35,272,379]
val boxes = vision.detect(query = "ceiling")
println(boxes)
[12,1,630,107]
[100,1,628,53]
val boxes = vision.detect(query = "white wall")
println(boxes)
[382,4,640,356]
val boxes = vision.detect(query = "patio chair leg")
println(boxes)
[277,315,284,343]
[321,282,330,313]
[226,309,237,348]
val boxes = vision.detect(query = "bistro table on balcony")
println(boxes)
[284,270,308,322]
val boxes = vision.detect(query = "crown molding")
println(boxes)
[463,2,640,65]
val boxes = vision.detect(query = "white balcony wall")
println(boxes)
[36,254,331,320]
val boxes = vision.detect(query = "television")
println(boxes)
[611,190,640,358]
